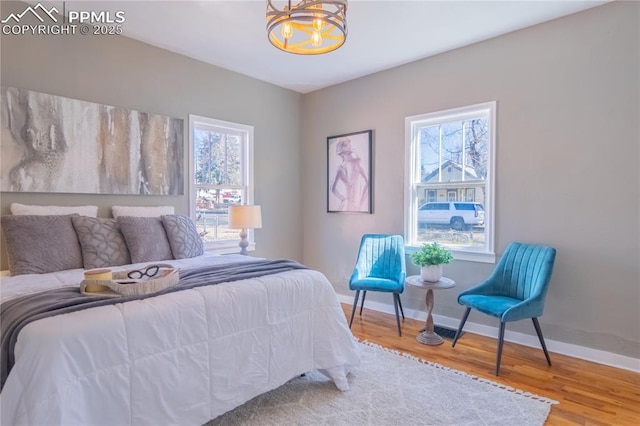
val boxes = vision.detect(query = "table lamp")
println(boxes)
[228,205,262,255]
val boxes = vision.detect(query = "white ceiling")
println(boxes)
[43,1,608,93]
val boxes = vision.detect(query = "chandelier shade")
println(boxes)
[266,0,348,55]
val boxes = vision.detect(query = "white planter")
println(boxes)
[420,265,443,282]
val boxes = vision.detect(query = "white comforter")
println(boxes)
[0,254,360,425]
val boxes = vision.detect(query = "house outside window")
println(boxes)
[189,115,254,252]
[404,102,496,263]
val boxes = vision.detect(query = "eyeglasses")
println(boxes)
[127,265,160,280]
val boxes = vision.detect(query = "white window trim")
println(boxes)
[188,114,255,253]
[404,101,496,263]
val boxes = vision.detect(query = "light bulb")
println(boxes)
[281,21,293,39]
[311,30,322,47]
[312,4,323,31]
[313,17,323,31]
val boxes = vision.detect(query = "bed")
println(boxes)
[0,225,360,425]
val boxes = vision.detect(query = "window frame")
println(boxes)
[188,114,255,253]
[404,101,496,263]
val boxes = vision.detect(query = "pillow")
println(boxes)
[1,214,84,276]
[117,216,174,263]
[161,215,204,259]
[71,216,131,269]
[10,203,98,217]
[112,206,175,218]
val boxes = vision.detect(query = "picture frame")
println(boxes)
[327,130,373,213]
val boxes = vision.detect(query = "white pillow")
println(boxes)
[111,205,175,218]
[10,203,98,217]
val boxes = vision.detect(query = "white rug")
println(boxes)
[208,341,557,425]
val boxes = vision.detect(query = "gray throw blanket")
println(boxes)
[1,259,307,391]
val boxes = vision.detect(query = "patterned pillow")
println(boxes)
[1,214,84,276]
[71,216,131,269]
[161,215,204,259]
[117,216,174,263]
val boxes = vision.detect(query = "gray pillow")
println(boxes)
[1,214,84,276]
[71,216,131,269]
[117,216,173,263]
[161,215,204,259]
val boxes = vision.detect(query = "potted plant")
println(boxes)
[410,242,453,282]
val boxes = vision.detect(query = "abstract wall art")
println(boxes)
[0,86,184,195]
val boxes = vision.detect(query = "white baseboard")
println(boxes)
[337,294,640,373]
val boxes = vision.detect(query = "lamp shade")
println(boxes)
[228,205,262,229]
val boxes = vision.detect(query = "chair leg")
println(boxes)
[496,322,506,376]
[359,291,367,316]
[452,307,471,347]
[349,290,360,328]
[397,293,405,319]
[392,293,402,337]
[532,317,552,366]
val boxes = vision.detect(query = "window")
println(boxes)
[189,115,254,252]
[404,102,496,263]
[465,188,475,202]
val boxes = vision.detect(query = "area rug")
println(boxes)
[207,341,557,425]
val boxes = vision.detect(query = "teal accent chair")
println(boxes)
[452,242,556,375]
[349,234,406,336]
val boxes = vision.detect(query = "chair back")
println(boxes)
[490,242,556,301]
[354,234,405,285]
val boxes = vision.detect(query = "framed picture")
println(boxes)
[327,130,373,213]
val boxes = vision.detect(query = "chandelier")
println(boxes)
[266,0,348,55]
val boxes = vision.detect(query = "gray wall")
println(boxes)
[301,1,640,358]
[0,1,303,267]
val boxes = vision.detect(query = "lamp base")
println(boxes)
[238,229,249,255]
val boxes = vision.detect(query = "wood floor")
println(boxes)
[342,304,640,425]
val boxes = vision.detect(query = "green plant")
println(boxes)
[410,242,453,267]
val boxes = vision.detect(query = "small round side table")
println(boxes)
[406,275,456,345]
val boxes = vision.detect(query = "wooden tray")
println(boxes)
[81,264,179,297]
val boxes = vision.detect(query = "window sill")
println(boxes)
[204,242,256,255]
[405,245,495,264]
